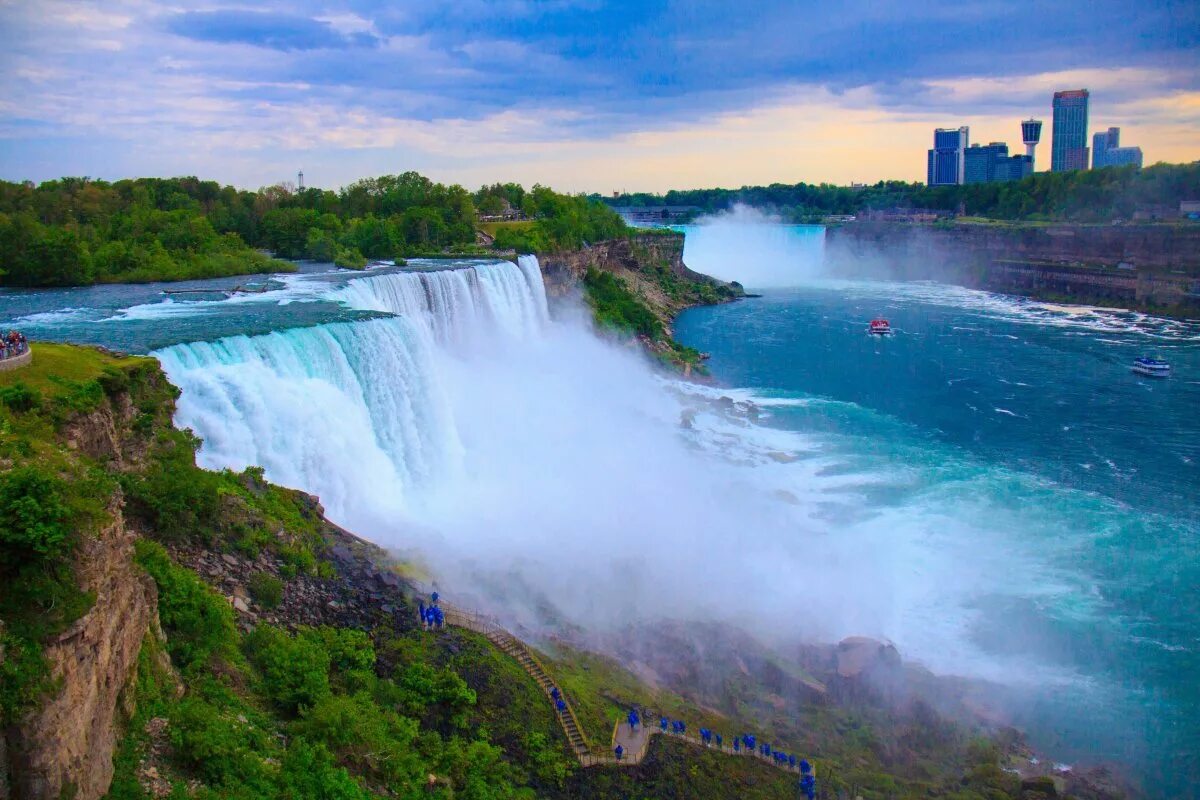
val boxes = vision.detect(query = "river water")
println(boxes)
[677,223,1200,795]
[2,231,1196,795]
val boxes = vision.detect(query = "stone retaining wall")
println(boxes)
[0,348,31,372]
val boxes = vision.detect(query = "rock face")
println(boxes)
[826,222,1200,313]
[4,503,157,800]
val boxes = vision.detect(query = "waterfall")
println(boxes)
[330,257,549,349]
[154,258,549,529]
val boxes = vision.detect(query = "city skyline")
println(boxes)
[1,1,1198,192]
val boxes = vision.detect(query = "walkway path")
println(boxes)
[419,597,811,778]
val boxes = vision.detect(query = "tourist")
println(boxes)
[628,709,639,730]
[659,716,668,732]
[732,737,740,753]
[614,744,623,761]
[556,699,567,714]
[551,687,560,701]
[715,733,723,748]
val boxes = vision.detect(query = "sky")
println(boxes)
[0,0,1197,193]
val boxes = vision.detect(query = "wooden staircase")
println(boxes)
[425,598,812,776]
[484,627,591,757]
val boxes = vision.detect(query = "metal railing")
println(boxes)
[415,592,811,776]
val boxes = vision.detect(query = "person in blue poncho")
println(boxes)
[628,709,639,730]
[732,737,740,753]
[551,687,560,701]
[715,733,723,748]
[431,591,439,603]
[614,744,624,761]
[788,754,796,769]
[659,716,668,732]
[556,699,567,714]
[799,760,811,774]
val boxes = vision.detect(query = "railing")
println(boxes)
[414,589,811,777]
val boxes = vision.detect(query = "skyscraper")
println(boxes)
[927,126,969,185]
[964,143,1009,183]
[1051,90,1089,172]
[1093,127,1144,169]
[1021,119,1042,169]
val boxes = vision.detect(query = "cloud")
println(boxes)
[166,9,381,51]
[0,0,1197,188]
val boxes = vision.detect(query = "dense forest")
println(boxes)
[0,174,627,287]
[606,161,1200,223]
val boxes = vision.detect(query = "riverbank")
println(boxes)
[826,221,1200,316]
[537,232,745,373]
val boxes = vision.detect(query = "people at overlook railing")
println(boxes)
[2,331,28,360]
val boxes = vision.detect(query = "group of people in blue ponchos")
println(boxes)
[628,713,816,797]
[418,593,445,629]
[550,686,568,716]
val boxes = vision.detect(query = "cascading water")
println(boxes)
[155,258,550,529]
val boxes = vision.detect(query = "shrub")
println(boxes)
[582,268,662,339]
[248,571,283,609]
[122,430,221,541]
[0,382,40,413]
[0,467,73,565]
[134,540,237,672]
[244,625,331,714]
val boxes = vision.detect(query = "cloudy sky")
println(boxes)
[0,0,1197,192]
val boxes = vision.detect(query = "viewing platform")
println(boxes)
[0,345,32,373]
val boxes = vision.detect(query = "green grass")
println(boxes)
[478,220,536,237]
[0,342,144,395]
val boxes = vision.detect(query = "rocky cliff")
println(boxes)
[1,359,166,800]
[5,503,158,800]
[827,222,1200,313]
[537,233,743,374]
[538,233,741,331]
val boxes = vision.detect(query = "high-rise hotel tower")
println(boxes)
[1051,90,1089,172]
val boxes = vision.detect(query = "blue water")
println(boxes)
[675,272,1200,795]
[5,239,1199,795]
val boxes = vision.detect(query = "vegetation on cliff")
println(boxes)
[576,235,740,374]
[0,173,628,287]
[607,160,1200,223]
[0,345,1125,799]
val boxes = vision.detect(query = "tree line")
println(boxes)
[605,161,1200,223]
[0,173,628,287]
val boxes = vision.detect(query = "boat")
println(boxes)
[1132,357,1171,378]
[868,318,893,336]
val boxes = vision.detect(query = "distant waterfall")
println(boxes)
[155,258,549,528]
[331,257,549,348]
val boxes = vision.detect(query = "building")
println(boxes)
[927,126,969,186]
[964,142,1008,183]
[996,154,1034,181]
[964,143,1034,184]
[1093,127,1144,169]
[1021,119,1043,169]
[1051,90,1089,172]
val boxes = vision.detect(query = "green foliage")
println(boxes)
[0,628,55,723]
[607,160,1200,223]
[0,467,73,564]
[134,540,238,672]
[0,381,40,412]
[582,268,663,339]
[121,429,222,542]
[247,571,283,610]
[294,693,424,787]
[244,625,332,714]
